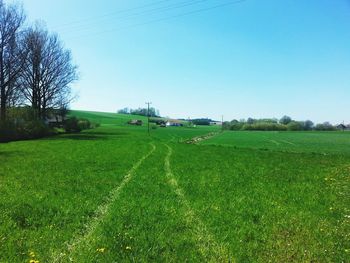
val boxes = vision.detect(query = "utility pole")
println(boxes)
[145,102,152,135]
[221,115,224,132]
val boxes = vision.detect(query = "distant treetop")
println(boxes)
[117,107,160,117]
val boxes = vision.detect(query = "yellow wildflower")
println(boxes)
[96,248,106,253]
[126,246,132,250]
[29,260,39,263]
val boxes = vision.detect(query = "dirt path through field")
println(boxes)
[51,143,156,262]
[163,143,232,262]
[185,132,221,144]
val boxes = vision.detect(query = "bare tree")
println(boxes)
[7,81,24,107]
[0,1,26,122]
[20,24,78,120]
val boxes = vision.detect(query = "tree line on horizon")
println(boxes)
[0,1,79,141]
[223,116,340,131]
[117,107,160,118]
[117,104,345,132]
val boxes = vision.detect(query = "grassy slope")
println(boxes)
[69,110,149,126]
[0,110,349,262]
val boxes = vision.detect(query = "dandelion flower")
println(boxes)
[96,248,106,253]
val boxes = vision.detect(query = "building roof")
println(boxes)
[166,119,182,124]
[129,119,143,123]
[45,115,65,123]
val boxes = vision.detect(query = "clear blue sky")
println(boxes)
[17,0,350,123]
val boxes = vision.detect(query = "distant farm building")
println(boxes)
[150,118,166,126]
[191,118,211,125]
[166,120,183,127]
[128,119,143,126]
[210,121,222,126]
[45,115,65,128]
[337,124,350,131]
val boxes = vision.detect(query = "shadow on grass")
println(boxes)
[86,131,128,136]
[59,134,109,140]
[0,130,129,143]
[0,151,24,158]
[56,130,129,140]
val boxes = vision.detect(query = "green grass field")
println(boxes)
[201,130,350,155]
[0,111,349,262]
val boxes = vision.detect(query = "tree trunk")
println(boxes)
[0,94,6,122]
[0,48,6,122]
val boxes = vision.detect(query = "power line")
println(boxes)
[67,0,247,40]
[52,0,173,29]
[56,0,210,34]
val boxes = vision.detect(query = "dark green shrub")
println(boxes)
[242,123,287,131]
[63,117,82,133]
[230,122,244,130]
[315,122,336,131]
[287,121,303,131]
[22,120,51,138]
[64,117,92,133]
[0,118,52,142]
[192,119,210,125]
[77,119,91,130]
[0,121,15,142]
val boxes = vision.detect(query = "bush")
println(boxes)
[63,117,92,133]
[315,122,336,131]
[22,120,52,138]
[77,119,91,130]
[0,121,16,142]
[229,122,244,131]
[222,117,333,132]
[150,118,166,125]
[63,117,81,133]
[192,119,210,126]
[242,123,287,131]
[0,119,52,142]
[287,121,303,131]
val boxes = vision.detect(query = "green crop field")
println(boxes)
[0,111,349,262]
[201,130,350,155]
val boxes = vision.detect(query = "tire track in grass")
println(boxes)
[51,143,156,263]
[280,139,296,146]
[163,144,233,262]
[268,139,280,146]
